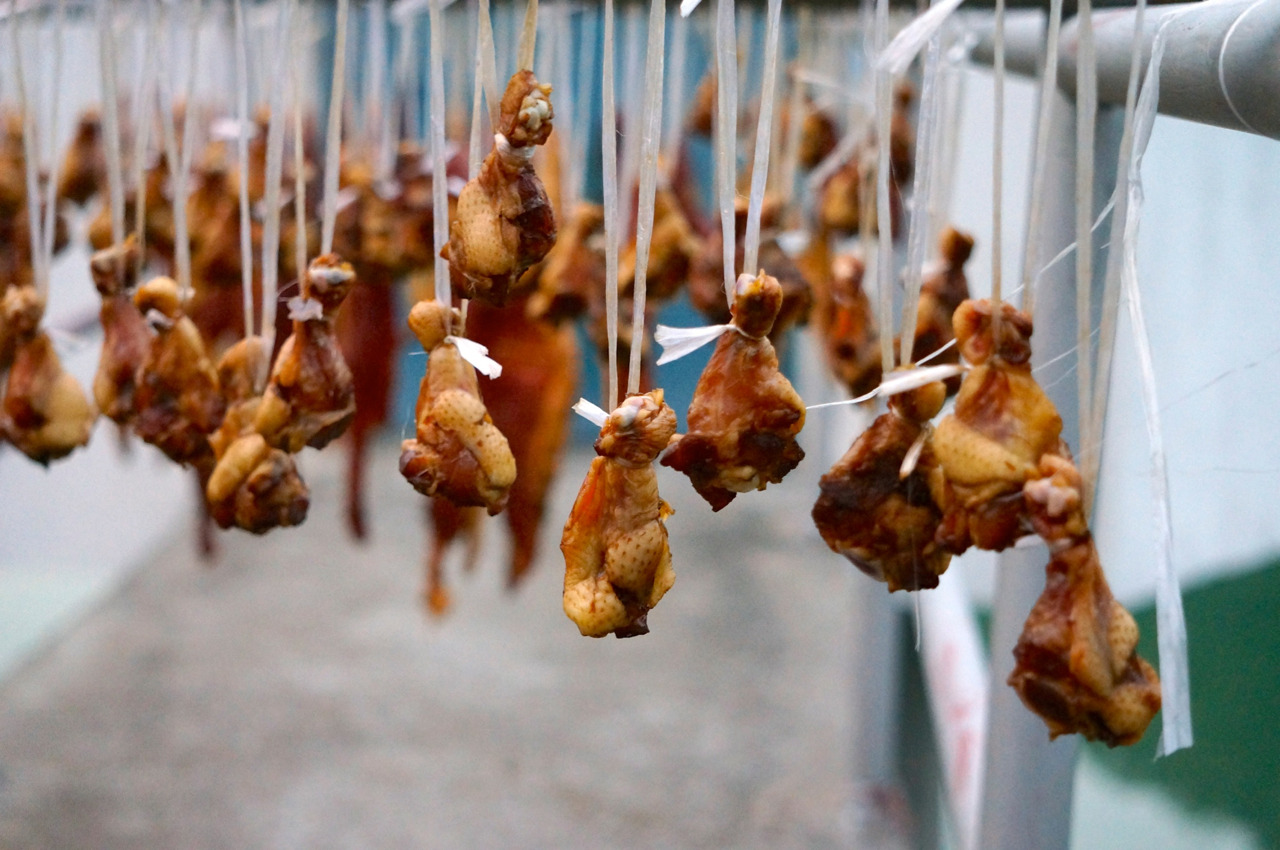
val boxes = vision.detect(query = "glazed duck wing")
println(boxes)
[398,300,516,515]
[1009,456,1162,746]
[562,391,677,638]
[812,382,951,592]
[90,236,152,424]
[661,271,805,511]
[255,254,357,453]
[132,277,225,473]
[442,70,557,306]
[929,299,1064,553]
[0,286,95,464]
[205,338,309,534]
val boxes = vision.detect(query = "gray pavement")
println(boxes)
[0,440,867,849]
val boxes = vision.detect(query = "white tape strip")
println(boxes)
[447,336,503,379]
[572,397,609,428]
[876,0,966,77]
[1123,12,1192,757]
[654,323,735,365]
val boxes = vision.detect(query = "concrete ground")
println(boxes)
[0,440,865,850]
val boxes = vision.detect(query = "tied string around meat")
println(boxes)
[402,317,506,381]
[653,321,750,365]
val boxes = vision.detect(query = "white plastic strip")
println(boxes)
[615,3,646,244]
[1085,0,1146,505]
[287,295,324,322]
[741,0,781,278]
[233,0,256,338]
[1017,0,1064,319]
[320,0,351,255]
[990,0,1005,304]
[367,0,390,178]
[259,0,294,387]
[714,0,738,304]
[38,0,65,295]
[291,8,308,284]
[874,0,894,376]
[468,14,485,177]
[654,323,735,365]
[129,5,152,274]
[9,6,39,291]
[1122,13,1192,757]
[477,0,499,131]
[153,0,201,302]
[679,0,701,17]
[661,6,689,181]
[876,0,965,77]
[517,0,538,71]
[898,31,944,367]
[448,336,503,379]
[805,364,965,410]
[627,0,666,395]
[602,0,619,410]
[390,0,459,23]
[428,0,451,305]
[778,7,809,207]
[96,0,126,251]
[572,397,609,428]
[1075,0,1098,484]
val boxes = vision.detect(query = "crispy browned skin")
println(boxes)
[562,390,678,638]
[254,254,356,453]
[90,236,152,424]
[442,71,556,306]
[466,297,577,586]
[909,227,973,395]
[132,277,225,470]
[662,272,806,511]
[528,202,603,324]
[205,338,309,534]
[1009,456,1161,746]
[930,299,1064,553]
[0,286,95,464]
[812,382,951,591]
[822,252,882,398]
[398,300,516,515]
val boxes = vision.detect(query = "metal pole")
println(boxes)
[975,1,1280,139]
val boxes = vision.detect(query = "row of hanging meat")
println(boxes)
[0,29,1159,749]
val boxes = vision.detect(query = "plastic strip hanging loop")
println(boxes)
[447,336,503,379]
[1124,11,1193,757]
